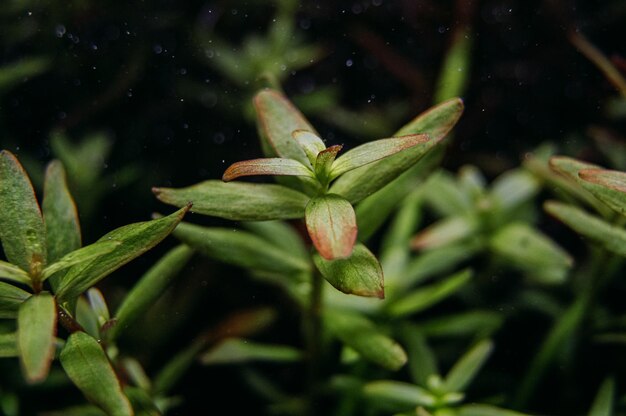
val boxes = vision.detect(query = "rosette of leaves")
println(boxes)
[0,150,188,415]
[154,88,464,300]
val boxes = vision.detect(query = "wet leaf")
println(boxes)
[0,150,46,274]
[56,206,189,302]
[17,293,57,383]
[222,158,314,182]
[201,338,302,365]
[306,194,357,260]
[325,309,406,370]
[314,243,383,298]
[60,331,133,416]
[154,180,309,221]
[41,241,120,281]
[443,339,493,392]
[0,282,30,318]
[579,169,626,216]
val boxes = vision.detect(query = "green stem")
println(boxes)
[305,269,324,416]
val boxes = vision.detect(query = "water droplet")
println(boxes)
[345,59,353,67]
[153,44,163,54]
[55,25,66,38]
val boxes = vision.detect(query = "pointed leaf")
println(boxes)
[399,324,439,386]
[42,160,82,264]
[243,221,308,261]
[306,194,357,260]
[363,380,436,408]
[110,245,193,340]
[0,150,46,274]
[325,309,407,370]
[411,216,478,251]
[0,260,31,285]
[549,156,601,184]
[395,98,465,138]
[490,169,540,211]
[200,338,302,365]
[60,331,133,416]
[387,269,473,317]
[254,89,316,167]
[458,404,530,416]
[154,180,309,221]
[0,282,30,318]
[443,339,493,392]
[330,134,429,179]
[222,158,313,182]
[124,386,161,416]
[588,378,614,416]
[419,310,503,338]
[56,206,189,302]
[422,170,474,217]
[544,201,626,256]
[0,332,18,357]
[17,293,57,383]
[41,241,120,280]
[315,145,342,183]
[580,169,626,216]
[314,243,383,298]
[293,130,326,165]
[172,222,309,273]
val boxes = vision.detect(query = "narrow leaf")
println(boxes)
[306,194,357,260]
[458,404,530,416]
[387,269,473,317]
[242,221,308,261]
[56,206,189,302]
[42,160,82,264]
[0,282,30,318]
[111,245,193,340]
[200,338,302,365]
[395,98,465,138]
[0,260,31,285]
[399,324,439,386]
[314,243,383,298]
[173,222,309,273]
[544,201,626,256]
[363,380,436,408]
[60,331,133,416]
[580,169,626,216]
[443,339,493,392]
[325,309,407,370]
[292,130,326,165]
[411,216,478,251]
[315,145,342,183]
[422,170,474,217]
[154,180,309,221]
[254,89,316,167]
[0,150,46,274]
[588,378,614,416]
[222,158,313,182]
[490,169,540,211]
[0,332,18,357]
[17,293,57,383]
[419,310,503,338]
[549,156,601,184]
[41,241,120,280]
[124,386,161,416]
[330,134,429,179]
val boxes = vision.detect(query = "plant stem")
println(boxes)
[305,269,324,415]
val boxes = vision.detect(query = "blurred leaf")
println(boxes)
[399,324,439,386]
[124,386,161,416]
[306,194,357,260]
[152,338,205,396]
[458,404,530,416]
[435,30,472,103]
[363,380,436,409]
[86,288,110,324]
[75,296,99,339]
[172,222,309,273]
[0,150,46,274]
[443,339,493,392]
[122,358,151,391]
[489,223,573,284]
[222,158,314,182]
[330,134,429,179]
[293,130,326,164]
[422,171,473,217]
[544,201,626,256]
[40,405,106,416]
[201,338,302,365]
[0,332,18,357]
[387,269,473,317]
[253,89,316,167]
[419,310,503,338]
[588,378,614,416]
[490,169,540,211]
[411,216,478,251]
[579,169,626,216]
[17,293,56,383]
[56,206,189,302]
[0,260,31,285]
[314,243,384,298]
[0,282,30,318]
[154,180,309,221]
[0,57,49,92]
[242,220,308,261]
[41,241,120,280]
[49,132,112,189]
[60,332,132,416]
[325,309,406,370]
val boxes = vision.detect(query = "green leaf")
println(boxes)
[549,156,601,183]
[363,380,436,408]
[458,404,530,416]
[292,130,326,164]
[154,180,309,221]
[399,324,439,386]
[387,269,473,317]
[419,310,503,338]
[422,170,474,217]
[579,169,626,216]
[314,243,384,298]
[0,282,30,318]
[242,220,308,261]
[325,309,406,370]
[110,245,193,340]
[306,194,357,260]
[434,29,472,103]
[544,201,626,256]
[60,331,133,416]
[17,293,57,383]
[443,339,493,392]
[0,260,31,285]
[172,222,309,273]
[330,134,430,179]
[152,339,205,396]
[395,98,465,138]
[315,145,342,183]
[222,158,314,182]
[490,169,540,211]
[411,216,478,251]
[329,135,438,204]
[253,89,316,167]
[56,206,189,302]
[489,223,573,284]
[42,160,82,265]
[0,150,46,274]
[41,241,120,281]
[588,378,614,416]
[124,386,161,416]
[0,332,18,357]
[201,338,302,364]
[0,57,49,92]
